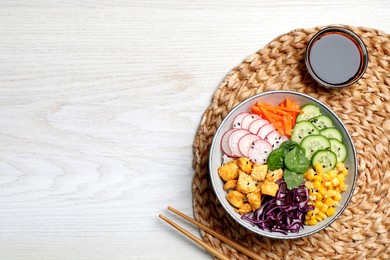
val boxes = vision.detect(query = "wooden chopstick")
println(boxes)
[167,206,262,260]
[159,214,229,260]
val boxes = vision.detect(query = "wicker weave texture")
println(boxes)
[192,25,390,260]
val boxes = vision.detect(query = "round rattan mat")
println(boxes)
[192,25,390,259]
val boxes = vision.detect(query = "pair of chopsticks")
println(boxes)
[159,206,261,260]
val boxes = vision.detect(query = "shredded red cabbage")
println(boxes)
[242,179,314,234]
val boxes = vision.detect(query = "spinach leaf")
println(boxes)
[284,146,310,174]
[266,141,301,171]
[283,169,304,190]
[279,140,299,151]
[266,148,286,171]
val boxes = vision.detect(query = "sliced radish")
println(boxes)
[265,130,282,149]
[257,124,276,139]
[232,112,250,129]
[238,134,260,157]
[228,129,251,157]
[248,139,273,164]
[248,119,269,135]
[220,129,237,157]
[265,131,289,150]
[279,135,288,144]
[241,114,261,130]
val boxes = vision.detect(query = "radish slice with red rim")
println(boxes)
[257,124,276,139]
[248,119,269,134]
[232,112,250,129]
[221,129,237,157]
[241,114,261,130]
[238,134,260,157]
[248,139,273,164]
[265,130,282,149]
[228,129,251,157]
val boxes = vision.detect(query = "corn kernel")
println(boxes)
[318,186,327,196]
[322,173,330,182]
[314,208,320,214]
[325,190,337,198]
[316,215,323,221]
[337,174,345,182]
[325,197,334,206]
[341,168,348,176]
[306,169,315,180]
[307,210,315,217]
[328,170,337,178]
[320,204,329,213]
[318,211,327,220]
[334,191,342,201]
[315,201,324,209]
[309,195,317,201]
[326,207,335,216]
[314,163,323,173]
[339,182,347,192]
[305,181,314,189]
[336,162,345,171]
[313,175,322,182]
[313,181,322,189]
[332,177,340,186]
[324,181,332,187]
[315,192,323,201]
[307,219,318,225]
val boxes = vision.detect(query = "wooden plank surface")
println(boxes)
[0,1,388,259]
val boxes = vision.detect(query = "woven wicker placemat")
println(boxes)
[192,25,390,260]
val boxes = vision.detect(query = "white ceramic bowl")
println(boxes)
[209,90,358,239]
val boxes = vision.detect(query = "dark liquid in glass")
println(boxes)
[308,33,363,85]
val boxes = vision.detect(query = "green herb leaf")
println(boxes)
[266,148,286,171]
[279,140,299,151]
[283,169,304,190]
[284,146,310,174]
[266,141,301,171]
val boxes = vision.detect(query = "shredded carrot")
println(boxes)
[251,105,263,117]
[283,115,292,136]
[273,106,303,114]
[286,98,292,108]
[250,98,301,137]
[260,107,283,121]
[256,102,290,115]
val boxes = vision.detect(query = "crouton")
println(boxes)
[218,161,239,182]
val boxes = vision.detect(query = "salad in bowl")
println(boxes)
[209,90,357,239]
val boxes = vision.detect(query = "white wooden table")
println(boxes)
[0,1,388,259]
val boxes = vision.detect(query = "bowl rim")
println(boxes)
[209,90,358,239]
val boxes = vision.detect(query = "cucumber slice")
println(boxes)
[291,121,320,144]
[300,135,331,160]
[320,128,343,142]
[312,150,337,172]
[296,104,322,122]
[309,115,334,130]
[329,138,347,162]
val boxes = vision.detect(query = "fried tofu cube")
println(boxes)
[261,181,279,197]
[247,191,261,210]
[226,190,245,208]
[218,161,239,182]
[266,169,283,183]
[251,164,267,181]
[223,180,237,190]
[236,171,257,194]
[236,157,252,174]
[235,203,252,215]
